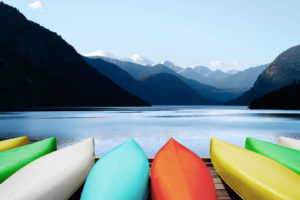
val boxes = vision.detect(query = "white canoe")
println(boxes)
[0,138,95,200]
[278,137,300,151]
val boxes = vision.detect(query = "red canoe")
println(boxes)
[151,138,217,200]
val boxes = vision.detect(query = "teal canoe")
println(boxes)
[245,137,300,174]
[81,138,149,200]
[0,137,56,183]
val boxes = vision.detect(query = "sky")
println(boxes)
[3,0,300,71]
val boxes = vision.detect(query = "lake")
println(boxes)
[0,106,300,157]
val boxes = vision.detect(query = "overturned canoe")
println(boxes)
[0,138,95,200]
[151,138,217,200]
[278,136,300,151]
[0,136,29,152]
[246,137,300,174]
[81,138,149,200]
[210,138,300,200]
[0,137,56,183]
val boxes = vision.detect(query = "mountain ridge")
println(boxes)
[214,64,269,89]
[0,2,149,109]
[137,73,218,105]
[97,56,244,103]
[155,60,267,91]
[228,45,300,105]
[84,57,218,105]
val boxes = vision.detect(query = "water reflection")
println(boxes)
[0,106,299,157]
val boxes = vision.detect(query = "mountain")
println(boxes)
[181,78,246,103]
[160,60,182,72]
[98,57,244,103]
[83,57,147,100]
[178,66,230,86]
[228,45,300,105]
[138,73,218,105]
[193,66,215,76]
[214,64,269,89]
[179,64,267,90]
[151,60,242,89]
[84,57,217,105]
[227,70,240,75]
[0,2,149,109]
[100,57,177,78]
[249,81,300,109]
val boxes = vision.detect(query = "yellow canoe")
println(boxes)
[0,136,29,152]
[210,138,300,200]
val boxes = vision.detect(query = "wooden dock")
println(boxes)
[70,158,241,200]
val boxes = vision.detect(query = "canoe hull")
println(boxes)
[0,137,56,183]
[81,138,149,200]
[0,136,29,152]
[246,137,300,174]
[151,138,217,200]
[210,138,300,200]
[0,138,95,200]
[278,137,300,150]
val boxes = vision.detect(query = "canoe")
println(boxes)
[246,137,300,174]
[278,136,300,150]
[151,138,217,200]
[210,138,300,200]
[0,137,56,183]
[0,136,29,152]
[81,138,149,200]
[0,138,94,200]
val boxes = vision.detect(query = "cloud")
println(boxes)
[84,50,117,59]
[84,50,153,66]
[129,54,153,66]
[28,1,43,11]
[210,60,245,71]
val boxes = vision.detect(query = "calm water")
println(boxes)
[0,106,300,157]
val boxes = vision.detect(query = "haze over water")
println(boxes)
[0,106,300,157]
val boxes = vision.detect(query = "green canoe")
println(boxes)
[0,137,56,183]
[245,137,300,175]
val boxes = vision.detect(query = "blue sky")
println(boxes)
[3,0,300,71]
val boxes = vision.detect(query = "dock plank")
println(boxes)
[69,158,241,200]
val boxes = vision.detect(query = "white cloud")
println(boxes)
[28,1,43,11]
[210,60,245,71]
[129,54,153,66]
[84,50,153,66]
[84,50,117,59]
[210,61,223,68]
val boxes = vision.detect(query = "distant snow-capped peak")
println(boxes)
[160,60,182,72]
